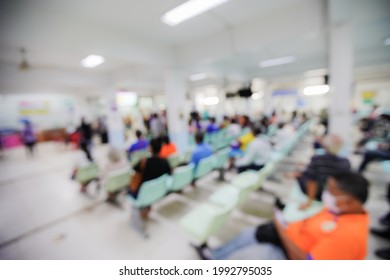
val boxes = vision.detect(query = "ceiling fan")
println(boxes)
[19,47,31,71]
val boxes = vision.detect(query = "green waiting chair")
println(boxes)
[214,147,230,180]
[167,153,181,169]
[128,174,170,209]
[209,184,248,208]
[214,147,230,169]
[230,162,275,192]
[127,174,170,237]
[282,183,323,223]
[204,133,212,144]
[167,164,195,192]
[193,155,216,180]
[181,149,193,164]
[267,124,277,137]
[179,202,237,245]
[130,150,150,167]
[269,151,284,164]
[76,163,99,184]
[104,167,133,193]
[230,170,260,191]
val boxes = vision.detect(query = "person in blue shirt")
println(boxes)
[206,117,219,133]
[127,130,148,156]
[190,132,213,186]
[191,132,213,167]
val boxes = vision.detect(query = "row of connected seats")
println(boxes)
[179,121,313,245]
[125,127,243,236]
[73,128,239,236]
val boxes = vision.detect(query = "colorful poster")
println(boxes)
[361,91,375,105]
[18,101,50,115]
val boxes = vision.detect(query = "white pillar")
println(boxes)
[263,85,273,117]
[216,87,226,121]
[329,22,353,156]
[244,98,252,118]
[106,94,126,149]
[165,69,189,153]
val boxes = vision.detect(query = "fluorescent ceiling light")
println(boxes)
[252,92,264,100]
[384,37,390,46]
[303,85,329,96]
[190,73,208,81]
[259,56,296,68]
[162,0,230,26]
[204,96,219,106]
[81,55,105,68]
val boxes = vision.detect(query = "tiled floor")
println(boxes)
[0,137,389,260]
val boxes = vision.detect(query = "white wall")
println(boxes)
[0,92,96,130]
[354,80,390,111]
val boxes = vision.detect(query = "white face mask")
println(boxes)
[321,190,341,214]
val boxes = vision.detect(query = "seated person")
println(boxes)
[356,113,390,153]
[129,138,172,219]
[226,118,241,137]
[220,116,230,129]
[190,132,213,168]
[127,130,148,156]
[228,125,255,169]
[71,141,95,192]
[102,147,131,203]
[358,140,390,172]
[194,172,370,260]
[273,122,295,150]
[206,117,219,133]
[370,182,390,259]
[288,134,351,210]
[159,135,177,158]
[235,125,272,173]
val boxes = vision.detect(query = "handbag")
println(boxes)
[129,158,147,193]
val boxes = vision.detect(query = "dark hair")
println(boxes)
[160,135,170,144]
[150,138,162,155]
[331,172,370,204]
[278,122,285,129]
[250,124,262,136]
[136,130,142,138]
[195,132,204,144]
[242,115,250,126]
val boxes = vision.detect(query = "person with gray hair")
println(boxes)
[288,134,351,210]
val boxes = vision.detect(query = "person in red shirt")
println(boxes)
[194,171,370,260]
[159,135,177,158]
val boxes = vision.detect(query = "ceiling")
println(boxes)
[0,0,389,95]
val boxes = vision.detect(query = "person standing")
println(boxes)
[78,117,93,161]
[21,120,37,157]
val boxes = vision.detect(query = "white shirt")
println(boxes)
[227,123,241,137]
[236,135,273,167]
[274,125,295,150]
[150,118,163,137]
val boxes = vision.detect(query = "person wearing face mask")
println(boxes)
[193,172,370,260]
[287,134,351,210]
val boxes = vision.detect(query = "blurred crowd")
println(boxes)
[1,104,389,260]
